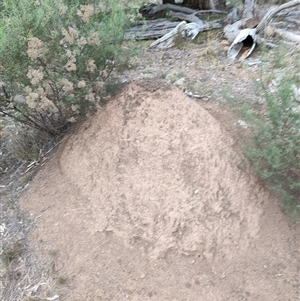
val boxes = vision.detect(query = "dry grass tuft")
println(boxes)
[0,125,59,300]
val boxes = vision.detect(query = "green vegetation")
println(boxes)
[1,241,23,268]
[56,276,67,285]
[0,0,135,136]
[240,48,300,218]
[0,2,139,299]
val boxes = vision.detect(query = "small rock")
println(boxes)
[174,77,186,89]
[264,25,275,37]
[220,40,230,46]
[234,120,248,129]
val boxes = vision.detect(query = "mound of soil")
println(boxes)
[22,81,299,300]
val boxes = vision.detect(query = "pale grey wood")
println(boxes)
[256,0,300,33]
[168,11,204,26]
[242,0,255,19]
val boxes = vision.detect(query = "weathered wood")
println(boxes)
[273,28,300,44]
[224,8,239,24]
[150,20,222,48]
[256,0,300,33]
[150,21,188,48]
[224,20,243,42]
[124,19,180,40]
[242,0,255,19]
[226,0,300,61]
[129,0,300,55]
[125,17,223,42]
[276,10,300,17]
[287,17,300,26]
[125,4,224,41]
[225,0,300,48]
[168,11,204,25]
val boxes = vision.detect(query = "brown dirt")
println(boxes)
[21,78,300,300]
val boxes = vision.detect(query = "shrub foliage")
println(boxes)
[243,51,300,218]
[0,0,133,135]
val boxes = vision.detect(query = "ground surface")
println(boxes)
[20,38,300,300]
[1,1,300,300]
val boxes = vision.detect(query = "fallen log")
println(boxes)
[149,21,188,48]
[242,0,255,19]
[125,10,223,41]
[273,28,300,44]
[126,0,300,58]
[256,0,300,34]
[227,0,300,60]
[126,1,227,43]
[168,11,204,25]
[124,19,181,40]
[149,20,222,48]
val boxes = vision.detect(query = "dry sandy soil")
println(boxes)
[17,19,300,301]
[21,72,300,300]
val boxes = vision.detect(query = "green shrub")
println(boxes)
[242,50,300,218]
[1,241,23,268]
[0,0,134,136]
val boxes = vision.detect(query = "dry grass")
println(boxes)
[0,122,58,301]
[0,189,58,301]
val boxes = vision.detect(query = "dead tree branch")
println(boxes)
[256,0,300,33]
[149,20,222,48]
[168,11,204,26]
[124,19,181,40]
[127,0,300,57]
[227,0,300,61]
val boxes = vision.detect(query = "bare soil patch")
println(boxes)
[21,80,300,300]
